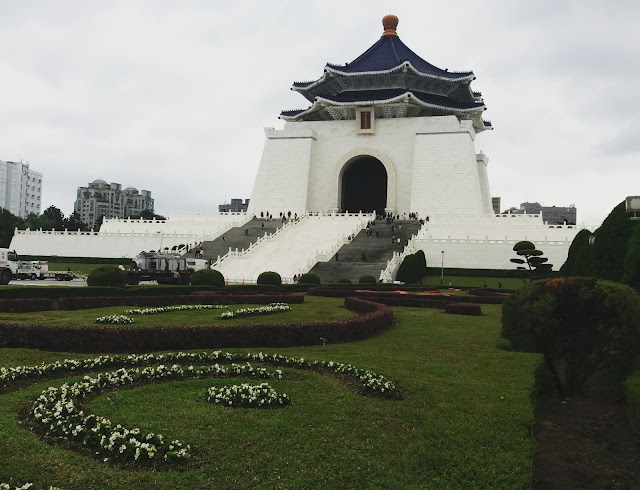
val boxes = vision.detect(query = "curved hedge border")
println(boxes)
[0,298,392,353]
[0,293,304,313]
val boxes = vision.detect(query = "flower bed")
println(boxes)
[124,304,229,315]
[220,303,290,319]
[96,315,135,325]
[206,382,290,408]
[30,362,281,467]
[3,350,398,469]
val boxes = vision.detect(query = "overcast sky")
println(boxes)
[1,0,638,227]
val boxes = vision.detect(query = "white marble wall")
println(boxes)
[248,116,492,217]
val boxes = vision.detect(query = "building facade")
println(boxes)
[503,202,577,225]
[74,179,154,228]
[0,160,43,217]
[219,198,250,213]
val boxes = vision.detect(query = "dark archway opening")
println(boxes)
[341,157,387,213]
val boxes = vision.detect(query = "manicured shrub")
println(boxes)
[191,269,225,287]
[414,250,427,282]
[502,277,640,396]
[358,275,376,284]
[299,272,321,284]
[626,371,640,436]
[337,278,352,284]
[395,253,414,283]
[87,266,127,287]
[257,271,282,286]
[444,303,481,315]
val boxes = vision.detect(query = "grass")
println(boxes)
[0,296,352,327]
[0,297,541,489]
[48,263,106,275]
[422,275,527,289]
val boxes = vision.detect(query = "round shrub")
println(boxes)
[299,273,321,285]
[87,266,127,287]
[257,271,282,286]
[502,277,640,396]
[444,302,481,316]
[191,269,225,287]
[337,278,352,284]
[358,275,376,284]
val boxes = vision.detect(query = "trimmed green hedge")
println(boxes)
[191,269,225,287]
[257,271,282,286]
[87,266,128,287]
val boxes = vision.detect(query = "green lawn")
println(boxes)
[0,296,352,327]
[422,275,526,289]
[0,297,541,489]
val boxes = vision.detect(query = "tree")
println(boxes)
[63,212,89,231]
[502,277,640,396]
[129,209,166,221]
[42,205,65,230]
[0,208,24,248]
[510,240,553,282]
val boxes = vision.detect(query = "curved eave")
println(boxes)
[281,92,486,121]
[292,62,474,94]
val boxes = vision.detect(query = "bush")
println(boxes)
[257,271,282,286]
[87,266,127,287]
[502,277,640,396]
[358,275,376,284]
[337,278,352,284]
[444,303,481,315]
[191,269,225,287]
[299,273,321,285]
[626,371,640,436]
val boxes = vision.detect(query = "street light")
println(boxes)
[440,250,444,286]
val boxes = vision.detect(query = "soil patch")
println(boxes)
[533,389,640,489]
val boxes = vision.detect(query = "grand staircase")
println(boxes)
[182,218,284,263]
[310,220,422,283]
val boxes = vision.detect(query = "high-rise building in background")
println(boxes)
[0,160,43,217]
[75,179,154,228]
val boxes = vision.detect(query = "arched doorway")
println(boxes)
[341,156,387,213]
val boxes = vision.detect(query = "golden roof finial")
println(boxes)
[382,14,399,37]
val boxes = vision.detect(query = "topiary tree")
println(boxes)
[560,228,593,276]
[87,266,128,287]
[191,269,225,287]
[502,277,640,396]
[621,222,640,289]
[337,278,352,284]
[257,271,282,286]
[510,241,553,282]
[358,275,376,284]
[414,250,427,283]
[299,272,321,284]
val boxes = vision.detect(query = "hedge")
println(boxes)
[0,297,393,353]
[626,371,640,436]
[0,293,305,313]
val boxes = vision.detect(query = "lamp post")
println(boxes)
[440,250,444,286]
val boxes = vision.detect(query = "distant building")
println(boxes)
[0,160,43,217]
[75,179,154,228]
[491,197,501,215]
[219,198,249,213]
[503,202,576,225]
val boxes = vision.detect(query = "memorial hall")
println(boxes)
[11,15,580,282]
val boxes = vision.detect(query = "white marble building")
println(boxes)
[10,15,580,276]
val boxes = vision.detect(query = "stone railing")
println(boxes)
[379,226,423,283]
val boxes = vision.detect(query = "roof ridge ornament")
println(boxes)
[382,14,398,37]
